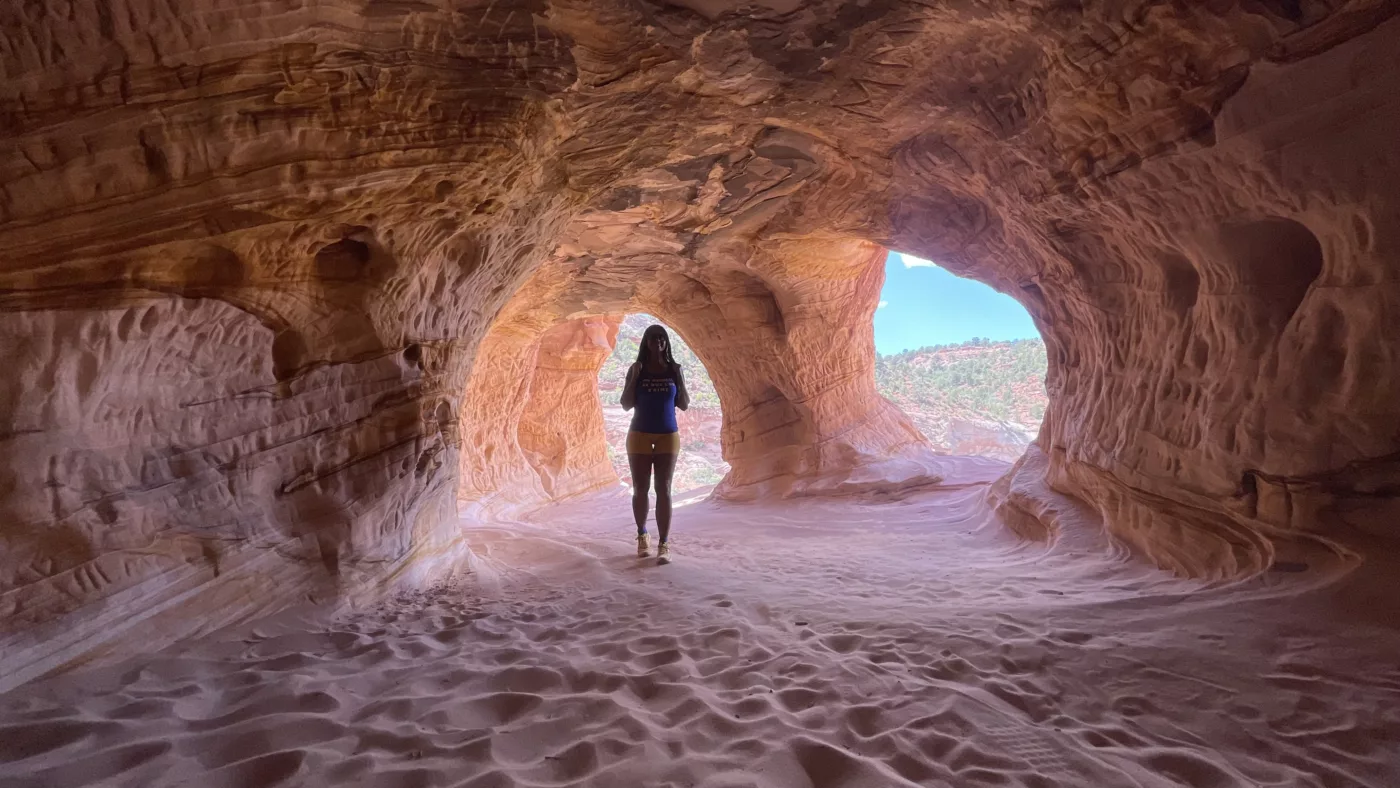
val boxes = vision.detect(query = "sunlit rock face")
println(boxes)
[4,0,1399,688]
[458,316,620,513]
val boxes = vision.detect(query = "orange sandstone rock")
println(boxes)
[3,0,1399,688]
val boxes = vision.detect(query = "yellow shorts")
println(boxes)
[626,431,680,455]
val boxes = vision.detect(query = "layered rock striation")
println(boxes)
[4,0,1400,688]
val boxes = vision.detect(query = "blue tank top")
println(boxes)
[631,367,678,434]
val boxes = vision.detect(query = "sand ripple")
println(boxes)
[3,478,1399,787]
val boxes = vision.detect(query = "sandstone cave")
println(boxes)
[3,2,1400,786]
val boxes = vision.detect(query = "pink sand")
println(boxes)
[2,459,1398,787]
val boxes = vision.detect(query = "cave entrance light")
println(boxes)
[872,251,1047,462]
[597,314,729,499]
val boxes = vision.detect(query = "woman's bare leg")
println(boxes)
[652,452,677,544]
[627,452,653,534]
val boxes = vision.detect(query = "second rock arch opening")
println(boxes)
[873,251,1048,463]
[599,314,729,496]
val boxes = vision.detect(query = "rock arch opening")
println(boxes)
[873,252,1047,463]
[456,237,945,514]
[599,314,729,496]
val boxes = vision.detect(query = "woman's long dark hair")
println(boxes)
[635,324,677,370]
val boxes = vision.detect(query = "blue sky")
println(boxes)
[873,252,1040,355]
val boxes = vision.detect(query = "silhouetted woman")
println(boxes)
[620,324,690,564]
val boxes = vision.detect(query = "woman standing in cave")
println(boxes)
[620,324,690,565]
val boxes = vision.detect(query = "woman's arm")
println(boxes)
[673,363,690,411]
[620,363,640,410]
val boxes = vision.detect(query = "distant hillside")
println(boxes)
[876,338,1047,460]
[598,316,1048,491]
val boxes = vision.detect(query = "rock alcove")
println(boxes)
[4,1,1400,694]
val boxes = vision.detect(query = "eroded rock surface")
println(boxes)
[458,316,620,512]
[4,0,1400,688]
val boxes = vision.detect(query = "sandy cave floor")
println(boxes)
[3,461,1400,787]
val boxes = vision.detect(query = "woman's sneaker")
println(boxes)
[657,542,671,565]
[636,533,650,557]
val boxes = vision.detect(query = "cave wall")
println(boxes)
[668,237,939,500]
[5,0,1400,688]
[0,0,580,690]
[517,318,621,502]
[457,316,620,514]
[999,21,1400,577]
